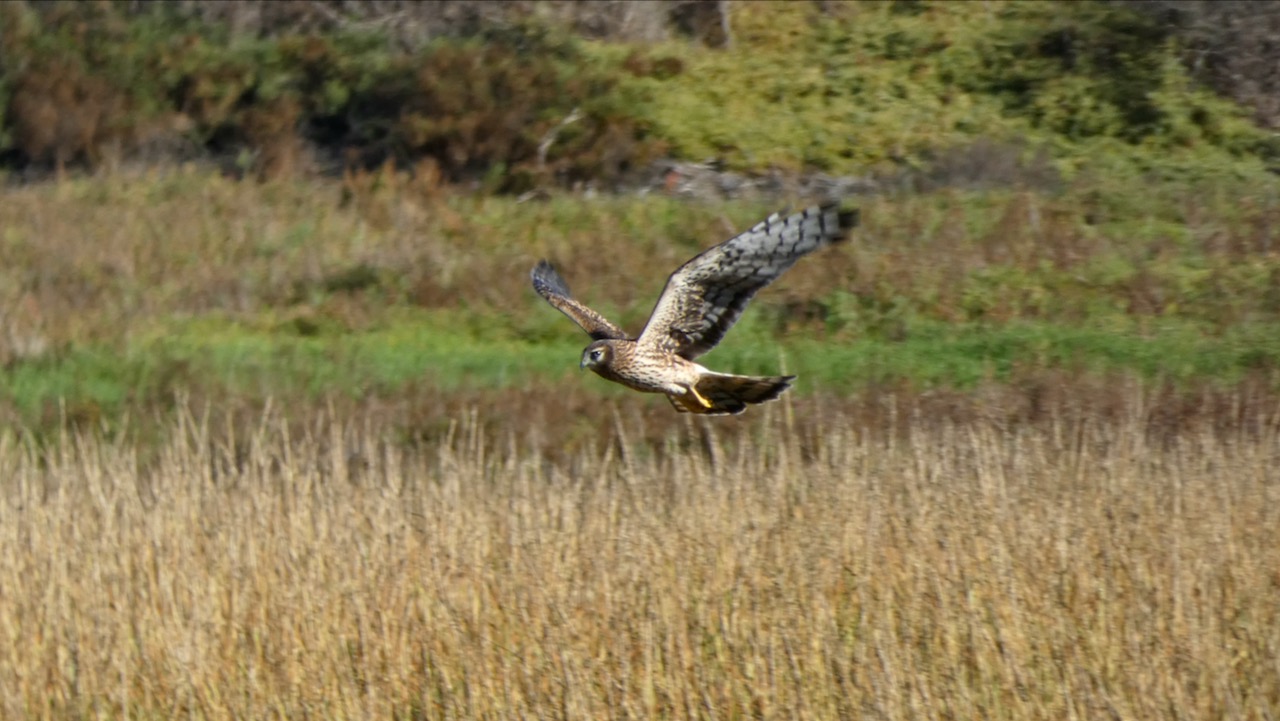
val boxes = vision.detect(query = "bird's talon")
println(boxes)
[689,386,713,409]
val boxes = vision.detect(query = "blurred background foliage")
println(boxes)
[2,0,1278,189]
[2,0,1280,438]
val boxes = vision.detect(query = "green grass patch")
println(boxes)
[5,313,1277,428]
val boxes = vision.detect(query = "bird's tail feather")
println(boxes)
[670,373,796,415]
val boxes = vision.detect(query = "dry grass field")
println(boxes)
[1,391,1277,720]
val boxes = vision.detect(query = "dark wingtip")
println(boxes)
[531,259,572,296]
[822,202,859,243]
[837,207,859,233]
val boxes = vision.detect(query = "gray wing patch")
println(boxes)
[637,203,858,360]
[531,260,629,341]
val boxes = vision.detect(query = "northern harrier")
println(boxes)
[531,203,858,415]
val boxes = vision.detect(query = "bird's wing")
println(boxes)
[531,260,629,341]
[636,203,857,360]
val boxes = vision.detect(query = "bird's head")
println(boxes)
[580,340,613,372]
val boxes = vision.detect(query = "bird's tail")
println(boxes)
[669,373,796,415]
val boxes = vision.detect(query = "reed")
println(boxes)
[0,396,1276,719]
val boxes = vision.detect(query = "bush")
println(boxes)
[0,3,663,187]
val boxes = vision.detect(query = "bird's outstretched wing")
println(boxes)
[637,203,858,360]
[531,260,629,341]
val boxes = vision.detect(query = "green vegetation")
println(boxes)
[6,313,1279,426]
[634,2,1277,176]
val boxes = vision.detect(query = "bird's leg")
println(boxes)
[687,384,713,409]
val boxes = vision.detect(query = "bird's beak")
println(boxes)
[579,358,588,370]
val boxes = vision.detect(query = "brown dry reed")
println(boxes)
[1,393,1278,720]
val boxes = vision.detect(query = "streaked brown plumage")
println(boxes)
[531,203,858,415]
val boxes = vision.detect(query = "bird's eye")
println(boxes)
[591,349,603,360]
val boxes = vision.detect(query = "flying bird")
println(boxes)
[531,203,857,415]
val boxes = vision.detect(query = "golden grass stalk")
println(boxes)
[0,400,1277,720]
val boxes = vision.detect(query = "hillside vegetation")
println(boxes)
[2,1,1277,186]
